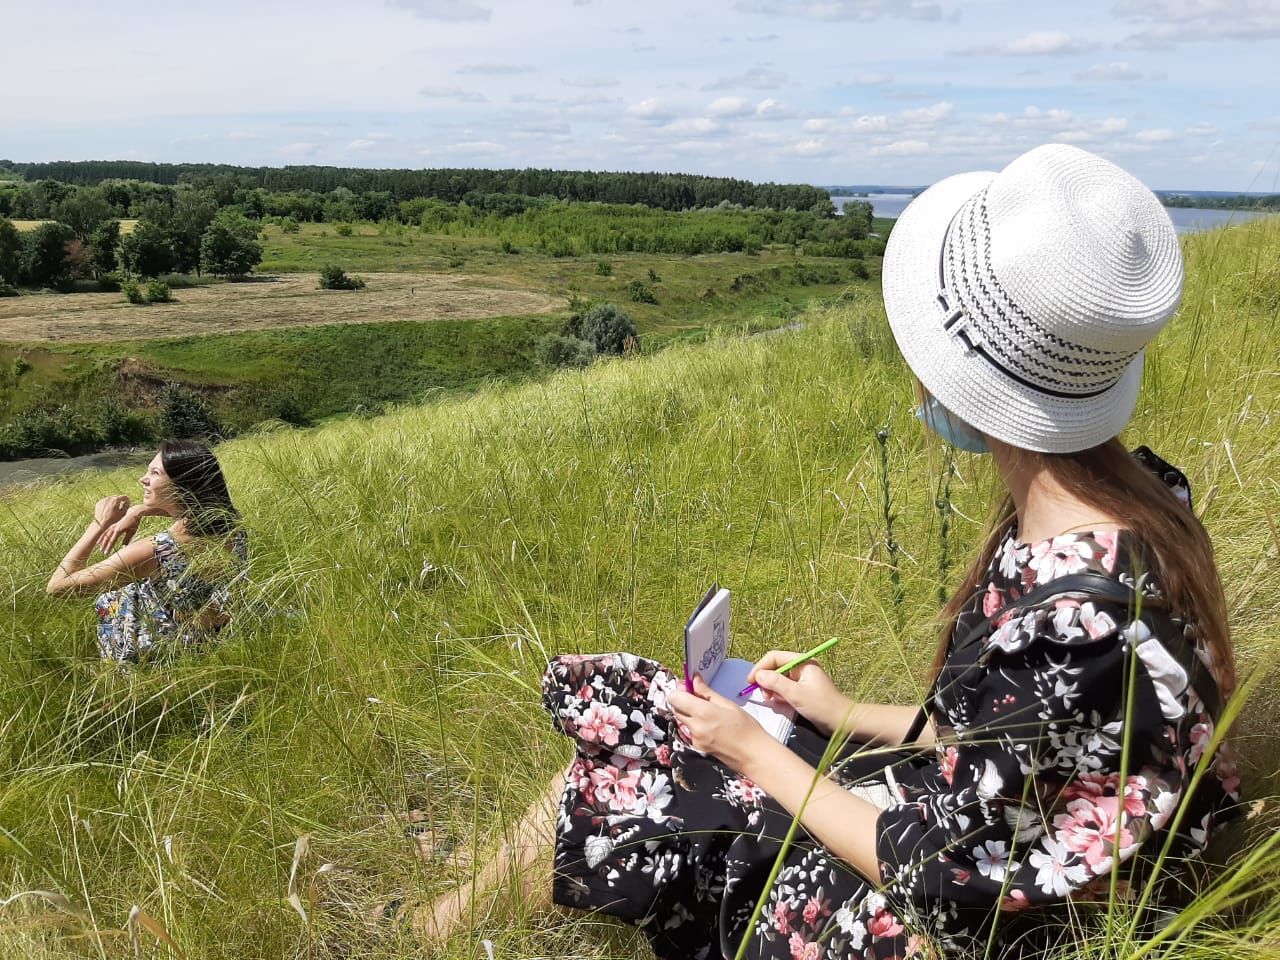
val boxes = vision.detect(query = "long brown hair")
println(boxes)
[932,438,1235,699]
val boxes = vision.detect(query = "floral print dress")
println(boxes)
[541,453,1238,959]
[95,529,249,662]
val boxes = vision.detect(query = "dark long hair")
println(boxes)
[932,438,1235,699]
[160,439,240,538]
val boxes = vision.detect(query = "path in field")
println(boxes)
[0,272,563,343]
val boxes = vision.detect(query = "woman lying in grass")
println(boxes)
[46,438,248,662]
[411,145,1242,958]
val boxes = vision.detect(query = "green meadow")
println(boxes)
[0,217,1276,958]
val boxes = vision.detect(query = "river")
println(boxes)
[0,449,151,497]
[832,193,1275,234]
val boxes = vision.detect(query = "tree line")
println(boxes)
[1159,192,1280,210]
[0,160,835,214]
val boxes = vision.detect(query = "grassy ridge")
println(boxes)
[0,220,1276,959]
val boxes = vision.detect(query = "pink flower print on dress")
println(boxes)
[1000,888,1033,912]
[867,906,904,939]
[576,701,626,746]
[788,932,820,960]
[1094,530,1119,572]
[1029,535,1095,585]
[1053,795,1135,871]
[801,894,830,926]
[982,583,1005,618]
[589,763,642,812]
[1079,602,1117,639]
[771,898,796,935]
[940,744,959,786]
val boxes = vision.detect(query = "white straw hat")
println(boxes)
[882,143,1184,453]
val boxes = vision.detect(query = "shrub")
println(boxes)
[0,283,17,298]
[122,279,146,305]
[579,302,639,356]
[536,333,596,368]
[146,279,173,303]
[318,265,366,290]
[280,216,301,234]
[98,271,123,292]
[500,238,518,254]
[594,259,613,276]
[334,223,354,237]
[627,280,657,304]
[11,355,30,377]
[158,382,221,440]
[98,398,153,446]
[647,268,661,283]
[0,404,99,457]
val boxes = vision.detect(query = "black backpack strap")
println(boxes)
[902,571,1221,744]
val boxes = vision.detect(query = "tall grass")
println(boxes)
[0,218,1277,959]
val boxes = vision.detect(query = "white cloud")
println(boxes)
[1074,61,1144,82]
[1115,0,1280,47]
[872,139,930,156]
[707,96,753,117]
[346,139,380,151]
[386,0,491,21]
[1135,127,1178,141]
[803,117,834,132]
[842,73,895,85]
[788,138,829,155]
[702,66,788,91]
[660,117,721,136]
[1184,123,1217,136]
[420,86,489,103]
[458,63,535,75]
[1099,116,1129,133]
[626,98,673,123]
[900,101,954,124]
[960,31,1094,56]
[850,114,891,133]
[735,0,943,22]
[754,98,796,119]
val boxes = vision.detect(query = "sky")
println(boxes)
[1,0,1278,191]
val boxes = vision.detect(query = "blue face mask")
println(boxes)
[914,396,990,454]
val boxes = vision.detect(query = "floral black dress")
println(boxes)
[542,456,1239,960]
[95,529,249,662]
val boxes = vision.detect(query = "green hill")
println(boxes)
[0,219,1277,958]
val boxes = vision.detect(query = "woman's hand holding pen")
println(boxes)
[747,650,852,736]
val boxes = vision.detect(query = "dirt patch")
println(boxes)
[0,272,564,343]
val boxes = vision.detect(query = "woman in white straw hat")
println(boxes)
[408,144,1241,959]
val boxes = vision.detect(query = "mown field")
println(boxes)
[0,218,1276,959]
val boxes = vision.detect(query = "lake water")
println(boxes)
[0,449,151,497]
[833,194,1274,234]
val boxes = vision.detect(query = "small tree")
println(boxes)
[158,382,220,439]
[0,218,20,286]
[88,219,120,276]
[146,279,173,303]
[318,264,366,290]
[579,302,639,355]
[200,212,263,279]
[627,280,657,304]
[21,221,76,288]
[536,333,596,368]
[119,219,177,277]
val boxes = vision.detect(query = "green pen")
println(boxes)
[738,636,841,698]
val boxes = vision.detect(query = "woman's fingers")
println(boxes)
[748,650,804,684]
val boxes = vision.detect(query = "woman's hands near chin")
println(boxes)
[95,500,143,554]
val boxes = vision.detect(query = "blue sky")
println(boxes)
[2,0,1278,190]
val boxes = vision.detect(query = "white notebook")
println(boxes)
[684,584,795,743]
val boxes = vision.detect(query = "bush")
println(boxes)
[98,271,123,292]
[318,265,366,290]
[146,279,172,303]
[647,268,661,283]
[594,259,613,276]
[0,283,17,298]
[578,302,639,356]
[122,279,146,305]
[500,238,518,254]
[627,280,657,304]
[334,223,354,237]
[536,333,596,368]
[279,216,300,234]
[158,382,221,440]
[0,404,98,458]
